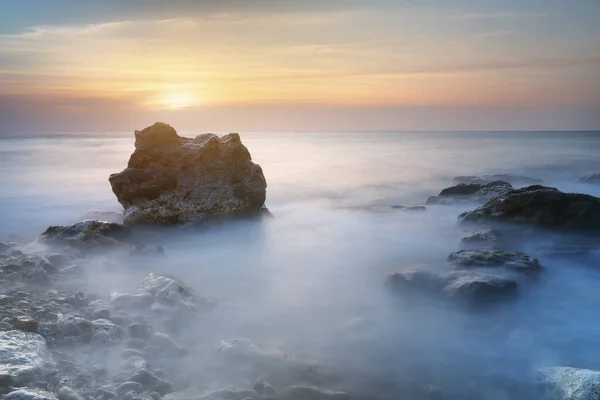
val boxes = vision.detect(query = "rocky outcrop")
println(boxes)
[0,330,53,385]
[460,229,504,250]
[454,174,543,186]
[447,249,540,272]
[538,367,600,400]
[108,122,267,226]
[39,220,128,250]
[386,270,517,302]
[458,185,600,229]
[427,181,512,205]
[578,174,600,184]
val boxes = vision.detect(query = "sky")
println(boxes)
[0,0,599,132]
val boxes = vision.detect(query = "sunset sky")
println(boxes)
[1,0,599,132]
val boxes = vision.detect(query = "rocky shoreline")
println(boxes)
[2,125,600,400]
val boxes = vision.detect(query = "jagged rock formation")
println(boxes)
[459,185,600,229]
[109,122,267,226]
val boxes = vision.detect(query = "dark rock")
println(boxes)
[386,270,517,302]
[458,185,600,229]
[460,229,504,250]
[427,181,512,205]
[128,323,153,340]
[447,250,540,272]
[39,220,128,250]
[578,174,600,184]
[454,174,543,185]
[13,316,39,332]
[94,309,110,320]
[538,366,600,400]
[280,385,349,400]
[108,122,268,226]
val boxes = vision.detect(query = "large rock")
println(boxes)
[538,366,600,400]
[386,270,517,302]
[427,181,512,205]
[460,229,504,250]
[458,185,600,229]
[447,249,540,272]
[3,390,58,400]
[108,122,267,225]
[578,174,600,184]
[39,220,128,250]
[454,174,543,185]
[0,330,53,385]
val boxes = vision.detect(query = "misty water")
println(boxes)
[2,131,600,399]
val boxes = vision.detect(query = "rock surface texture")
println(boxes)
[458,185,600,229]
[538,367,600,400]
[109,122,267,225]
[427,181,512,205]
[0,330,53,385]
[447,249,540,272]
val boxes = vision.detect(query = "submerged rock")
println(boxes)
[538,366,600,400]
[458,185,600,229]
[0,330,53,385]
[447,249,540,272]
[454,174,543,186]
[427,181,512,205]
[460,229,504,250]
[108,122,267,226]
[39,220,128,250]
[386,270,517,302]
[578,174,600,184]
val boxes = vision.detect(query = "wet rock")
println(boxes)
[129,369,173,395]
[386,270,517,302]
[148,333,186,356]
[578,174,600,184]
[94,309,111,320]
[13,316,39,332]
[458,185,600,229]
[54,316,93,343]
[3,389,58,400]
[117,382,144,396]
[427,181,512,205]
[0,330,53,386]
[280,385,349,400]
[454,174,543,186]
[39,220,128,250]
[137,274,194,307]
[63,292,89,309]
[108,122,268,226]
[460,229,504,250]
[46,254,72,268]
[110,293,154,309]
[90,319,124,343]
[538,366,600,400]
[57,386,84,400]
[81,211,124,224]
[447,249,541,272]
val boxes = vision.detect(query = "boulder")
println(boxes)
[578,174,600,184]
[3,390,58,400]
[458,186,600,229]
[454,174,543,186]
[56,386,84,400]
[386,270,517,302]
[447,250,540,272]
[0,330,53,385]
[538,366,600,400]
[39,220,128,250]
[108,122,267,226]
[460,229,504,250]
[427,181,512,205]
[129,368,174,395]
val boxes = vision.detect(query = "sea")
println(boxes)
[1,130,600,399]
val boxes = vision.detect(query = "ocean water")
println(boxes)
[2,130,600,398]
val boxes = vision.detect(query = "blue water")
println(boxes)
[2,130,600,398]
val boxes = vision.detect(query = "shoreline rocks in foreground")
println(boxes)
[109,122,268,226]
[459,185,600,229]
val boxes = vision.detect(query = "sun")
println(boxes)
[154,91,196,110]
